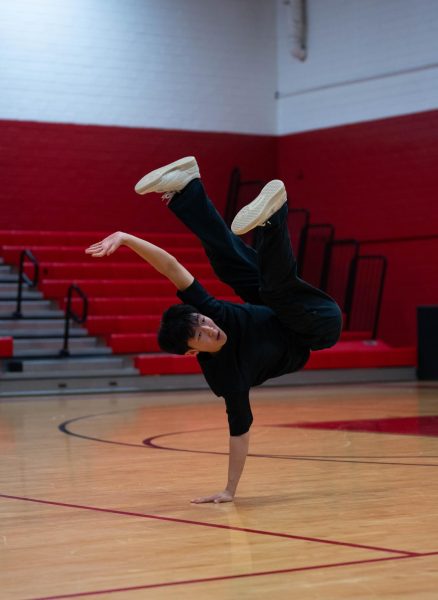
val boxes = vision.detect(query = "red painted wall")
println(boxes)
[1,111,437,346]
[0,120,276,233]
[278,110,438,346]
[360,237,438,346]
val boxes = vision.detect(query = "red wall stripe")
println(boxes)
[277,110,438,346]
[1,111,437,346]
[0,120,276,232]
[277,110,438,241]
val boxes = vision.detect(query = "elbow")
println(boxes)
[166,254,179,272]
[229,416,253,437]
[231,429,251,438]
[161,255,180,279]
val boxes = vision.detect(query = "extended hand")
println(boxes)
[191,490,234,504]
[85,231,126,257]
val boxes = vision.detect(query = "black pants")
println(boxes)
[169,179,342,350]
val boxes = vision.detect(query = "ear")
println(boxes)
[185,349,199,356]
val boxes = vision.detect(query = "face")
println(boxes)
[185,314,228,355]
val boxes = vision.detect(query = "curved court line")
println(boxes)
[59,411,438,467]
[144,430,438,464]
[59,412,149,449]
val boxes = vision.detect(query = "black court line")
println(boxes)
[58,411,438,467]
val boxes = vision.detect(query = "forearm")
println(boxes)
[122,233,193,290]
[123,233,176,273]
[226,432,250,497]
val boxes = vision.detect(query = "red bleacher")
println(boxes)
[133,341,416,375]
[305,341,416,369]
[0,230,416,376]
[1,245,207,265]
[110,333,160,353]
[40,278,233,299]
[108,330,372,354]
[0,337,13,358]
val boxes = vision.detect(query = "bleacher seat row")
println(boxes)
[0,230,416,377]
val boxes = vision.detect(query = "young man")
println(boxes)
[86,157,342,504]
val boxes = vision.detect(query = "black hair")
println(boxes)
[157,304,199,355]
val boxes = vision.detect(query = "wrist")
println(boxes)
[120,232,131,246]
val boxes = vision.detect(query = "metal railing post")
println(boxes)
[13,250,39,318]
[370,256,388,338]
[324,239,360,320]
[288,208,310,273]
[347,255,387,338]
[344,254,358,330]
[298,223,334,288]
[60,284,88,356]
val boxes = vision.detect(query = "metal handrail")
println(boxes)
[348,254,388,338]
[60,284,88,357]
[288,207,310,260]
[298,223,335,285]
[324,238,360,314]
[361,255,388,339]
[13,250,39,318]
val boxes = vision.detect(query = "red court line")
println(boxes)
[24,554,424,600]
[0,493,415,556]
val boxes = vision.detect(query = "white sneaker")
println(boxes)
[134,156,200,195]
[231,180,287,235]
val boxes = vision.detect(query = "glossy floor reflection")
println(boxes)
[1,382,438,599]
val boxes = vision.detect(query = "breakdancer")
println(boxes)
[86,157,342,503]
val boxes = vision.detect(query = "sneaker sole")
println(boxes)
[134,156,197,195]
[231,180,287,235]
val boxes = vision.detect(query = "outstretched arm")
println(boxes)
[85,231,194,291]
[191,391,252,504]
[191,432,249,504]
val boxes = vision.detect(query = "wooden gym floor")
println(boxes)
[1,382,438,599]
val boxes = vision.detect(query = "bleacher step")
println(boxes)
[0,308,65,318]
[0,367,416,398]
[1,367,139,380]
[14,337,103,351]
[12,347,113,359]
[0,319,77,332]
[133,342,416,375]
[7,356,129,373]
[4,329,89,339]
[0,283,37,293]
[0,290,43,300]
[1,229,413,397]
[36,262,214,279]
[0,274,19,283]
[0,300,58,314]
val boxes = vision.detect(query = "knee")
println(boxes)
[312,307,343,350]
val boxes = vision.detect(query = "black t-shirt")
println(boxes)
[177,280,310,436]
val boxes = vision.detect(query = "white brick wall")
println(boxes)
[0,0,277,134]
[277,0,438,134]
[1,0,437,135]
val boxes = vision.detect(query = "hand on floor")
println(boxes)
[191,490,234,504]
